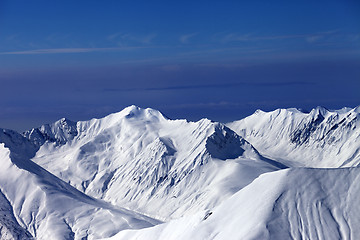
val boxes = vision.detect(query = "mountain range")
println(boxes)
[0,105,359,239]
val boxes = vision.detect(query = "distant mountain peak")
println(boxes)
[227,105,360,167]
[23,117,78,146]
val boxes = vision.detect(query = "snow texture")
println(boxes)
[107,167,360,240]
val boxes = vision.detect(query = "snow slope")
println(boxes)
[227,106,360,167]
[108,167,360,240]
[25,106,284,220]
[0,128,160,240]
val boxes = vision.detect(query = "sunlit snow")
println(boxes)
[0,105,359,239]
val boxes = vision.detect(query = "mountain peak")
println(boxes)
[23,117,78,146]
[106,105,168,122]
[227,105,360,167]
[310,106,329,116]
[122,105,141,114]
[205,124,245,160]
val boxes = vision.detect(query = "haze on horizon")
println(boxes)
[0,0,359,131]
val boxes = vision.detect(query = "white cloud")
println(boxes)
[107,33,121,41]
[140,33,157,44]
[0,46,149,55]
[179,33,197,44]
[220,30,339,43]
[107,33,157,45]
[306,35,322,43]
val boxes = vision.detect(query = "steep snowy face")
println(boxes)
[0,190,33,240]
[109,167,360,240]
[0,128,160,239]
[227,106,360,167]
[205,124,245,160]
[27,106,281,220]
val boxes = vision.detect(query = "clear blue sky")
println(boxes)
[1,0,359,131]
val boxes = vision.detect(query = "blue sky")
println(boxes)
[0,0,359,131]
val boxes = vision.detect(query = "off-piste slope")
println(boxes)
[25,106,284,220]
[108,167,360,240]
[227,106,360,167]
[0,129,160,240]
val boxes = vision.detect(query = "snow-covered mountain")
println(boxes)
[109,167,360,240]
[24,106,284,221]
[23,117,78,147]
[1,105,359,239]
[0,128,160,239]
[227,106,360,167]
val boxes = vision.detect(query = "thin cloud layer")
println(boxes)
[0,46,152,55]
